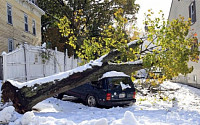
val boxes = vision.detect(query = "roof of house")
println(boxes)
[20,0,45,15]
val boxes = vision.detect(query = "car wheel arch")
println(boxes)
[85,94,98,107]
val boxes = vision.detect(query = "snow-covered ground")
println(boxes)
[0,81,200,125]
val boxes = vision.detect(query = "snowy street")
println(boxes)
[0,81,200,125]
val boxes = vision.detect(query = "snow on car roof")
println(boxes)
[100,71,130,79]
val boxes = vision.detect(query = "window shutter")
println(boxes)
[8,39,14,52]
[193,1,196,23]
[24,14,28,32]
[7,4,12,24]
[32,20,36,35]
[189,3,191,19]
[189,1,196,24]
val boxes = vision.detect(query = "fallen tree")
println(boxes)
[1,41,143,114]
[2,12,199,114]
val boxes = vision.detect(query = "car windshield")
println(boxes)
[107,77,134,89]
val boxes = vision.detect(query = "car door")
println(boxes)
[90,79,108,101]
[66,83,90,99]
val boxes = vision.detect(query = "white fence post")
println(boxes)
[54,47,58,73]
[64,49,68,71]
[43,63,46,77]
[2,52,7,83]
[24,43,30,81]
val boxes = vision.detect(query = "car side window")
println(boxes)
[91,80,104,89]
[99,79,108,89]
[97,81,103,89]
[91,81,99,88]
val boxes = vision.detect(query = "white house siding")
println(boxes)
[168,0,200,88]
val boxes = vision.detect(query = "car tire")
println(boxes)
[127,102,134,106]
[86,95,97,107]
[123,101,135,107]
[54,93,64,100]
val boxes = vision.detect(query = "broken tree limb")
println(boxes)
[101,40,142,63]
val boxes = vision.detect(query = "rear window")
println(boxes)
[107,77,134,89]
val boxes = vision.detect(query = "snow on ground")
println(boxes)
[0,81,200,125]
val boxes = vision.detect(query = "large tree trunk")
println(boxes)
[1,41,143,114]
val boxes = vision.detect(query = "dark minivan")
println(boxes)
[58,71,136,107]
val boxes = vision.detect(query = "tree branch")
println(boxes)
[101,40,143,62]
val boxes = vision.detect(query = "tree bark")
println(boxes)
[1,41,143,114]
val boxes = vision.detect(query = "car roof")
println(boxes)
[99,71,130,80]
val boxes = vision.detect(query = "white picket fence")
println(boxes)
[2,44,81,82]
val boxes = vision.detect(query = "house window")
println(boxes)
[32,19,36,35]
[189,1,196,24]
[8,38,14,52]
[24,14,28,32]
[7,3,12,24]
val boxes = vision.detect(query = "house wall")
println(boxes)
[0,0,44,53]
[168,0,200,88]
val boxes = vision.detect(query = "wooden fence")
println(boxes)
[2,44,81,82]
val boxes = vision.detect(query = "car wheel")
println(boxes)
[127,102,134,106]
[53,93,64,100]
[86,95,97,107]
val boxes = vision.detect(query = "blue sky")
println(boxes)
[135,0,172,30]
